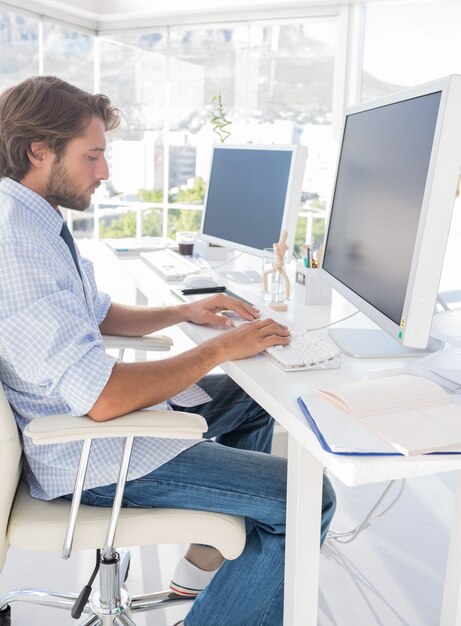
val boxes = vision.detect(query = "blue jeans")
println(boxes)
[77,375,336,626]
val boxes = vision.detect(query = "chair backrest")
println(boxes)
[0,386,23,570]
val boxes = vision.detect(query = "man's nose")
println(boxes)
[98,156,109,180]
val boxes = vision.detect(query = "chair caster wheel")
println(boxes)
[0,605,11,626]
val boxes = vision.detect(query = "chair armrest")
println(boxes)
[24,410,207,445]
[102,334,173,352]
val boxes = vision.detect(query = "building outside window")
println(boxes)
[99,19,339,254]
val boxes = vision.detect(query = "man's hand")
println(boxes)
[181,294,260,328]
[208,317,291,362]
[91,295,290,421]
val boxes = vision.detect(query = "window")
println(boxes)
[99,18,338,251]
[244,20,338,252]
[362,1,461,100]
[97,31,168,240]
[0,7,340,252]
[0,9,38,91]
[42,24,94,91]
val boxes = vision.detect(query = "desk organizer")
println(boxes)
[294,264,332,305]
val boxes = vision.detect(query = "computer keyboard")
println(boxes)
[105,236,178,254]
[223,306,342,372]
[141,248,200,281]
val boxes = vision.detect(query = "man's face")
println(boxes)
[45,116,109,212]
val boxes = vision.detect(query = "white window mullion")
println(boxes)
[94,35,101,240]
[38,17,44,74]
[162,25,171,238]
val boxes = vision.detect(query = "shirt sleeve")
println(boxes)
[0,240,116,415]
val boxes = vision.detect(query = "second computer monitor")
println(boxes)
[200,144,308,257]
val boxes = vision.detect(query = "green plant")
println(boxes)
[210,94,231,143]
[175,177,206,204]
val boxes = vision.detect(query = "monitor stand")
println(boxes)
[327,328,442,359]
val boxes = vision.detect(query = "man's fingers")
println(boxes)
[233,302,260,321]
[214,294,260,321]
[253,317,289,331]
[240,317,290,340]
[211,313,232,327]
[260,321,291,345]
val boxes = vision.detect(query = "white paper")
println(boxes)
[302,394,396,454]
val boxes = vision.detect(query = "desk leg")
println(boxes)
[284,434,323,626]
[441,471,461,625]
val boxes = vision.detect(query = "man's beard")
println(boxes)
[46,159,97,212]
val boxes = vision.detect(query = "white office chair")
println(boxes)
[101,333,174,360]
[0,336,246,625]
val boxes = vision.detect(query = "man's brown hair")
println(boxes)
[0,75,121,180]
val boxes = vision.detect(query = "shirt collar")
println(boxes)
[0,177,64,239]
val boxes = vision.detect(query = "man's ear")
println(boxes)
[28,141,53,168]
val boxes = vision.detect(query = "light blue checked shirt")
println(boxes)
[0,178,201,500]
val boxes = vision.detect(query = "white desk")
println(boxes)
[94,244,461,626]
[177,298,461,626]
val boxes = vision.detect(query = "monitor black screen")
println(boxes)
[323,91,441,325]
[201,148,293,252]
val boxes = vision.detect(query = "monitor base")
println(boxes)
[328,328,441,359]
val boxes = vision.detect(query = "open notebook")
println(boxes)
[298,374,461,456]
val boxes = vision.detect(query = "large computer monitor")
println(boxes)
[200,144,308,257]
[320,75,461,356]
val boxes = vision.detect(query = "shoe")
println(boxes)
[169,557,222,598]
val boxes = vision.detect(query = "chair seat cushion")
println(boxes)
[8,482,246,560]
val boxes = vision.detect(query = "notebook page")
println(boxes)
[317,374,449,420]
[360,404,461,456]
[302,394,397,454]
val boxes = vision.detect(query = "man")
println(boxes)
[0,76,336,626]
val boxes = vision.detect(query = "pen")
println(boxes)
[181,286,227,295]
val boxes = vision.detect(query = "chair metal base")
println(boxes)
[0,589,192,625]
[0,549,193,625]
